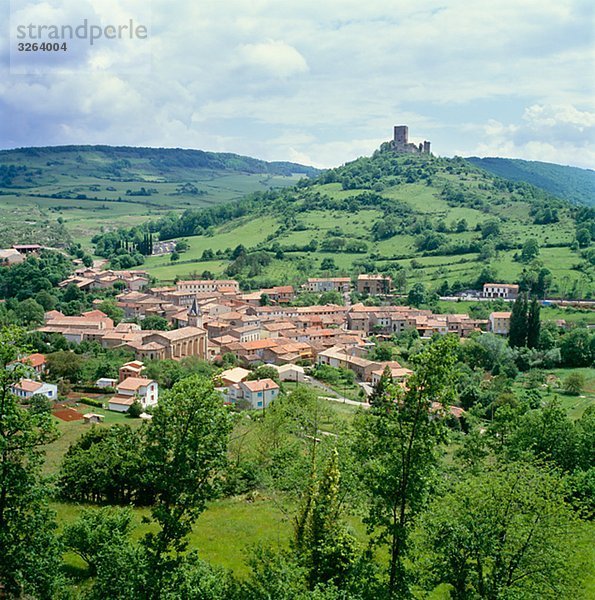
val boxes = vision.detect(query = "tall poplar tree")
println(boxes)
[508,293,528,348]
[294,448,358,589]
[526,296,541,349]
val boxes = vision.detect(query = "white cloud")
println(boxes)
[237,40,308,77]
[472,104,595,168]
[0,0,593,168]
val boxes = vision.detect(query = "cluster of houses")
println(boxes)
[59,267,150,292]
[6,272,524,416]
[9,353,58,401]
[9,351,158,416]
[107,361,158,413]
[36,275,515,383]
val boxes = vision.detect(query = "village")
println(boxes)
[8,263,526,417]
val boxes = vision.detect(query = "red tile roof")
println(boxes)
[241,378,279,392]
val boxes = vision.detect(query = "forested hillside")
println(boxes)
[466,157,594,206]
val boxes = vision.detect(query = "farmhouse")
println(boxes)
[218,366,251,386]
[483,283,519,300]
[357,274,392,295]
[305,277,351,293]
[237,378,280,410]
[17,353,47,375]
[176,279,240,294]
[0,248,25,266]
[109,377,158,412]
[11,379,57,400]
[489,311,512,335]
[371,364,413,386]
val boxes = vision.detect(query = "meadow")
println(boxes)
[1,147,592,298]
[0,146,307,248]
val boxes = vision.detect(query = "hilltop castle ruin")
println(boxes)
[392,125,431,154]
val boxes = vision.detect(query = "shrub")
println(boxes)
[79,396,104,408]
[563,372,585,396]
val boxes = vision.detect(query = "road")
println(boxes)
[320,395,370,408]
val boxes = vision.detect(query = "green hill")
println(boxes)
[0,145,318,248]
[466,157,595,207]
[96,146,594,298]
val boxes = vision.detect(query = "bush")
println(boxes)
[563,372,585,396]
[79,396,104,408]
[127,401,143,418]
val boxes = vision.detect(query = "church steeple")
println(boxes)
[187,298,202,328]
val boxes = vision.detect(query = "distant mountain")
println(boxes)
[466,157,594,206]
[0,145,318,249]
[0,145,319,184]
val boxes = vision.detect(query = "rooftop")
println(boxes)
[118,377,154,391]
[241,378,280,392]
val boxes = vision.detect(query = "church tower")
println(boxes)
[187,298,202,328]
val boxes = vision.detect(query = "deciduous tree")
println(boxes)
[141,375,232,597]
[354,335,458,597]
[414,462,579,600]
[0,327,61,598]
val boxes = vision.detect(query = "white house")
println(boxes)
[483,283,519,300]
[270,363,306,383]
[218,366,251,386]
[370,365,413,387]
[96,377,118,388]
[229,378,279,410]
[11,379,57,400]
[108,377,158,413]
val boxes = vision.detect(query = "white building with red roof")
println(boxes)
[108,377,159,413]
[11,379,57,400]
[228,378,279,410]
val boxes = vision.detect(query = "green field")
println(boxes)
[128,155,592,294]
[0,146,312,248]
[515,367,595,420]
[52,496,293,578]
[1,146,593,297]
[44,404,143,475]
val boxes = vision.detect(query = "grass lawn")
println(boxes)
[515,367,595,420]
[542,367,595,419]
[52,495,293,578]
[44,404,143,475]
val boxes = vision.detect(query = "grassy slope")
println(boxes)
[0,146,315,247]
[53,497,293,579]
[48,395,593,596]
[47,395,360,578]
[514,367,595,420]
[136,154,592,297]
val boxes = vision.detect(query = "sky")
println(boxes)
[1,0,594,169]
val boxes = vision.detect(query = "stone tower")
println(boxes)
[187,298,202,328]
[392,125,431,155]
[394,125,408,146]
